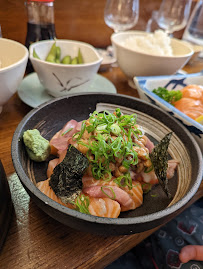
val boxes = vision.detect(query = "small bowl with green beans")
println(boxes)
[29,39,103,97]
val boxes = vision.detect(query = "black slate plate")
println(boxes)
[0,160,13,250]
[11,93,203,235]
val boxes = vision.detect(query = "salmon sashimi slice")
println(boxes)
[46,149,69,179]
[58,149,67,163]
[47,158,59,178]
[121,181,143,212]
[88,197,121,218]
[174,97,203,120]
[50,120,79,155]
[82,176,142,211]
[83,185,134,209]
[167,159,179,179]
[36,179,74,209]
[145,137,155,153]
[37,178,121,218]
[181,85,203,101]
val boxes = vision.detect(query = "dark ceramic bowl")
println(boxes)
[11,93,203,235]
[0,160,13,250]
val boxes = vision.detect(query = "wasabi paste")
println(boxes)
[23,129,51,162]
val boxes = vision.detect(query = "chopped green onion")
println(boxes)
[75,109,145,180]
[72,194,90,214]
[110,123,121,136]
[113,173,133,189]
[141,183,152,194]
[61,128,73,136]
[96,123,107,133]
[115,108,121,117]
[144,165,154,173]
[103,110,116,124]
[101,186,116,200]
[86,125,95,133]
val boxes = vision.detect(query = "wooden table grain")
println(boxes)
[0,1,202,268]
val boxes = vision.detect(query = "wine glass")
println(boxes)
[104,0,139,33]
[156,0,192,35]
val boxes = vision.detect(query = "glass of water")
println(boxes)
[104,0,139,33]
[156,0,192,35]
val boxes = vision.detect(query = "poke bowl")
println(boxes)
[11,93,202,235]
[134,73,203,153]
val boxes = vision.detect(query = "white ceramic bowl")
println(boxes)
[29,40,103,97]
[0,38,28,113]
[181,40,203,63]
[134,73,203,153]
[111,31,193,80]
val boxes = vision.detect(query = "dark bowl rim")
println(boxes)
[11,92,203,226]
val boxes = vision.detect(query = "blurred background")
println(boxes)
[0,0,196,48]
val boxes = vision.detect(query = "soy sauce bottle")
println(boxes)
[25,0,56,73]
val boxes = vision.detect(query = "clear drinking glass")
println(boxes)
[182,0,203,46]
[104,0,139,33]
[156,0,192,35]
[146,11,159,32]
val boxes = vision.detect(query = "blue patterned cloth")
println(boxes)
[106,198,203,269]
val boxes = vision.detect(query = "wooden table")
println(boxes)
[0,61,202,269]
[0,0,203,268]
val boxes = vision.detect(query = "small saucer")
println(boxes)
[18,72,117,108]
[97,47,117,71]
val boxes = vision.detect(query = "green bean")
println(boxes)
[55,46,61,63]
[44,44,85,64]
[33,48,40,59]
[45,42,57,63]
[71,57,78,64]
[61,55,71,64]
[78,48,84,64]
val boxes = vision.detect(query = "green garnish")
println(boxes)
[144,165,154,173]
[113,173,133,189]
[151,194,157,197]
[101,186,116,200]
[141,183,152,194]
[72,194,90,214]
[62,128,73,136]
[110,123,121,136]
[115,108,121,117]
[74,110,143,180]
[152,87,182,104]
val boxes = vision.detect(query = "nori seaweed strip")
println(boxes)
[149,132,172,199]
[49,145,89,203]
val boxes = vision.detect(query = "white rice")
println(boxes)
[122,30,173,56]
